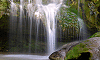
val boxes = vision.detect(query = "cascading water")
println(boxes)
[78,0,81,40]
[42,3,61,54]
[35,20,40,53]
[9,0,18,51]
[78,0,88,40]
[27,0,33,53]
[19,0,23,50]
[34,0,63,54]
[9,0,63,55]
[3,0,90,60]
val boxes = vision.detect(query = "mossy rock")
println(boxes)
[89,32,100,38]
[49,37,100,60]
[65,43,90,60]
[65,37,100,60]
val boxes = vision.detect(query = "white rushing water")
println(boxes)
[1,54,49,60]
[35,0,63,54]
[9,0,89,60]
[42,3,62,54]
[10,0,63,55]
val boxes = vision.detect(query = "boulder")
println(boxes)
[66,37,100,60]
[49,41,80,60]
[49,37,100,60]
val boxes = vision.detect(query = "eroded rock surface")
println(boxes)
[49,37,100,60]
[86,37,100,60]
[49,41,80,60]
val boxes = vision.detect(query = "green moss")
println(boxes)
[68,7,78,16]
[89,32,100,38]
[66,43,89,60]
[84,40,89,42]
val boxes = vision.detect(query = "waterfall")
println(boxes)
[9,0,17,51]
[34,0,63,54]
[78,0,88,40]
[43,3,59,54]
[36,0,42,4]
[27,0,33,53]
[10,0,63,54]
[35,20,40,53]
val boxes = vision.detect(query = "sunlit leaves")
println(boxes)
[57,7,79,31]
[0,0,8,18]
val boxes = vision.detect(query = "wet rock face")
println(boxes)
[66,37,100,60]
[82,1,100,32]
[69,52,91,60]
[49,37,100,60]
[49,49,66,60]
[76,52,91,60]
[97,6,100,24]
[65,0,100,33]
[49,41,80,60]
[87,37,100,60]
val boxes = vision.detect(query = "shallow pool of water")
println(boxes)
[0,54,49,60]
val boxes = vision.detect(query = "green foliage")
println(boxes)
[66,0,100,31]
[65,0,78,14]
[68,7,78,15]
[0,14,9,29]
[1,0,6,2]
[0,0,7,10]
[92,0,100,5]
[57,7,79,31]
[66,43,89,60]
[0,0,9,18]
[89,32,100,38]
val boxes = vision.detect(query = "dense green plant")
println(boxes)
[0,0,9,18]
[68,7,78,15]
[57,7,79,31]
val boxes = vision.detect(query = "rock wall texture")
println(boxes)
[49,37,100,60]
[65,0,100,34]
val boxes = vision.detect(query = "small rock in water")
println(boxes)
[49,49,66,60]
